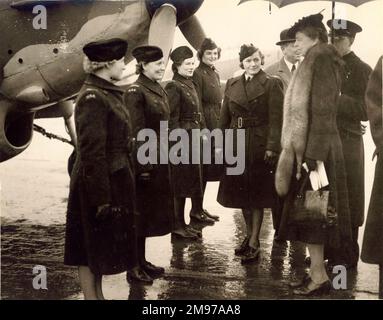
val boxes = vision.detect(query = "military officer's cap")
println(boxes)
[132,45,163,63]
[287,13,326,39]
[83,38,127,62]
[326,19,362,37]
[276,29,296,46]
[170,46,193,63]
[239,44,258,62]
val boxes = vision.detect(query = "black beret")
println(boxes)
[170,46,193,63]
[83,38,127,62]
[132,45,163,63]
[199,38,219,52]
[239,44,257,62]
[276,29,296,46]
[327,19,362,37]
[288,13,326,39]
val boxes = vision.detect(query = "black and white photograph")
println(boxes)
[0,0,382,304]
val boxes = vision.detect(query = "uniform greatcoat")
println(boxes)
[124,73,176,237]
[361,56,383,265]
[165,73,206,198]
[193,61,223,181]
[337,51,372,229]
[217,70,284,208]
[64,74,137,275]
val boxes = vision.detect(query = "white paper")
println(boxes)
[302,161,329,191]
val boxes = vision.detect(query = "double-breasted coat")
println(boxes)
[124,73,176,237]
[217,70,284,209]
[361,56,383,265]
[64,74,137,275]
[337,51,372,228]
[165,73,206,198]
[193,61,223,181]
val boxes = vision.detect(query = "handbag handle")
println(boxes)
[297,170,311,198]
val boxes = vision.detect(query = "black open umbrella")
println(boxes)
[238,0,378,42]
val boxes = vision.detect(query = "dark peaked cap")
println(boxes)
[287,13,326,39]
[326,19,362,37]
[170,46,193,63]
[83,38,127,62]
[132,45,163,63]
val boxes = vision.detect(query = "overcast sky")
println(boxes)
[173,0,382,67]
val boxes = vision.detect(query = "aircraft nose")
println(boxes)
[145,0,204,25]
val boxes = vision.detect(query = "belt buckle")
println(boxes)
[237,117,243,128]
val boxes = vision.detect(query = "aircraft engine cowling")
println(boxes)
[0,99,34,162]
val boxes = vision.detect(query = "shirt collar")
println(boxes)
[284,57,297,73]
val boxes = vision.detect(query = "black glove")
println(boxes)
[304,158,317,171]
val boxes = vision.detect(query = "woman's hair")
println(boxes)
[83,56,112,74]
[135,61,145,75]
[171,61,182,74]
[239,48,265,69]
[197,47,221,61]
[299,26,328,44]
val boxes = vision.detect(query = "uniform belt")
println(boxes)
[180,112,202,123]
[232,117,262,128]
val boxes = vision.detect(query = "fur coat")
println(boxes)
[276,43,353,249]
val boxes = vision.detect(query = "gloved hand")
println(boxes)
[304,158,317,171]
[96,204,111,221]
[264,150,278,167]
[96,204,124,221]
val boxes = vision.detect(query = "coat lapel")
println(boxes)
[246,71,266,102]
[137,74,166,98]
[227,75,249,109]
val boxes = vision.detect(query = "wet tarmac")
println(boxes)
[0,120,380,300]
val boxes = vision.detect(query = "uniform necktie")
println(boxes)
[291,64,296,73]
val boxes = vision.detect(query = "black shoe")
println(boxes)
[172,229,199,240]
[190,211,215,224]
[235,237,249,256]
[293,280,331,296]
[126,267,153,284]
[241,247,260,264]
[289,274,311,288]
[185,225,202,238]
[203,209,220,221]
[142,261,165,278]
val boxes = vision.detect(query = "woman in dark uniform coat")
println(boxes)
[275,14,353,296]
[165,46,206,240]
[124,46,176,279]
[192,38,223,223]
[361,56,383,299]
[218,44,284,264]
[64,39,150,300]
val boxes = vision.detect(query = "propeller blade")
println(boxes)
[179,15,206,51]
[148,4,177,63]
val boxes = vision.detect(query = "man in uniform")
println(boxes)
[326,19,372,268]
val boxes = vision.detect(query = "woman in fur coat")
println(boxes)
[275,13,353,296]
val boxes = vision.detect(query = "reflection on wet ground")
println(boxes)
[1,183,380,300]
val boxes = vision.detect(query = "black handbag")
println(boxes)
[289,172,331,227]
